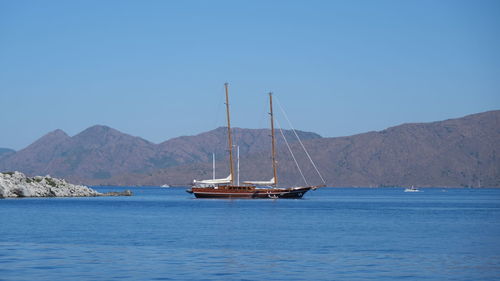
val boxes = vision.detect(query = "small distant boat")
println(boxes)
[404,186,420,192]
[160,184,170,188]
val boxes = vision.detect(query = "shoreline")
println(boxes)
[0,172,132,198]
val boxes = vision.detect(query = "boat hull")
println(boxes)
[188,186,312,199]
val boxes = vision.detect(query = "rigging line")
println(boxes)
[275,96,326,185]
[276,118,308,186]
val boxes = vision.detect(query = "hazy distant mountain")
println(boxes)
[0,111,498,187]
[0,125,320,184]
[0,126,159,181]
[0,148,15,159]
[155,127,321,165]
[298,110,500,188]
[113,110,500,187]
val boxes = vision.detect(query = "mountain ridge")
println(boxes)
[0,110,498,187]
[105,110,500,187]
[0,125,321,184]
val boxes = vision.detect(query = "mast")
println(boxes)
[269,92,278,186]
[225,83,235,185]
[237,146,240,186]
[212,153,215,180]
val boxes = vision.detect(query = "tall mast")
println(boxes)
[225,83,235,185]
[269,92,278,186]
[212,153,215,180]
[237,146,240,186]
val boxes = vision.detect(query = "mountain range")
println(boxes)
[1,110,498,187]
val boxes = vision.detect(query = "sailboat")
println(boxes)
[404,185,420,192]
[186,83,325,199]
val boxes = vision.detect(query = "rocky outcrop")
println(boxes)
[0,171,127,198]
[102,190,133,196]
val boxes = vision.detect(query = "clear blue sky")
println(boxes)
[1,0,499,150]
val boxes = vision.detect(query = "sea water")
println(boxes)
[1,187,499,281]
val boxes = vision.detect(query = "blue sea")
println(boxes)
[1,187,499,281]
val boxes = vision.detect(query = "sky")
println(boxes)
[1,0,499,150]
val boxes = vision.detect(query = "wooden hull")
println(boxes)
[187,186,312,199]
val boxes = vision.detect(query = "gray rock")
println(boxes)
[0,171,131,198]
[101,190,133,196]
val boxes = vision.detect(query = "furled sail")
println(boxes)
[242,177,275,186]
[193,174,232,185]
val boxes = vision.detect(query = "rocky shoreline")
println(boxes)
[0,171,132,198]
